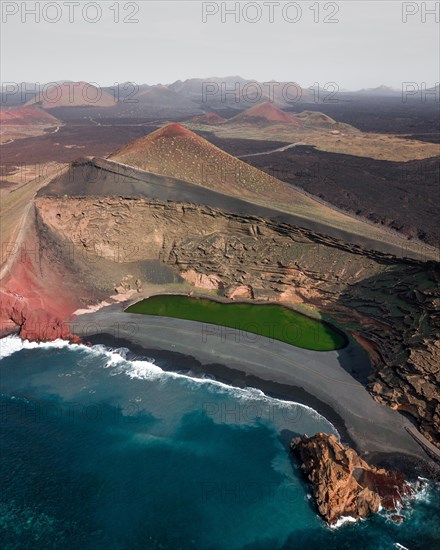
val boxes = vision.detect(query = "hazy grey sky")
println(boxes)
[1,1,439,90]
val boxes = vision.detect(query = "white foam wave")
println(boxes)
[377,476,436,527]
[123,359,166,379]
[0,334,80,359]
[409,477,435,504]
[329,516,358,529]
[0,335,339,435]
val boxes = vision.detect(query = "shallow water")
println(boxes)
[0,336,438,550]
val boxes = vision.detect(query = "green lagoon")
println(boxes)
[126,295,346,351]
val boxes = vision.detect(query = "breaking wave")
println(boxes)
[0,334,338,434]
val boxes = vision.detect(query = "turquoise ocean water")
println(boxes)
[0,336,438,550]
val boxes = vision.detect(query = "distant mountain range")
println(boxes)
[1,79,438,116]
[112,85,204,118]
[355,85,400,96]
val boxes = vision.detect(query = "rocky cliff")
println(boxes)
[291,433,414,525]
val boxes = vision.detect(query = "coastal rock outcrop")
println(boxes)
[291,433,413,525]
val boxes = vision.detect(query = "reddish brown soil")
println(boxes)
[110,123,316,208]
[0,106,60,125]
[190,112,226,124]
[0,213,82,342]
[149,122,194,139]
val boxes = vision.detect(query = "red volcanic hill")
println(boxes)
[110,123,315,211]
[229,102,302,125]
[0,105,60,125]
[25,81,117,109]
[190,112,226,125]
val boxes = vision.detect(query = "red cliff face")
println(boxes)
[291,433,413,525]
[0,216,81,343]
[0,289,81,342]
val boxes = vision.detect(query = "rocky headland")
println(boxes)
[291,433,415,525]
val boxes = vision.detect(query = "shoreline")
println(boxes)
[85,332,435,480]
[86,331,354,444]
[71,304,438,479]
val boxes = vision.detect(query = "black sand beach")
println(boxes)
[71,303,438,478]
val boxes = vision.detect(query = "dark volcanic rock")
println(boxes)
[291,433,413,525]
